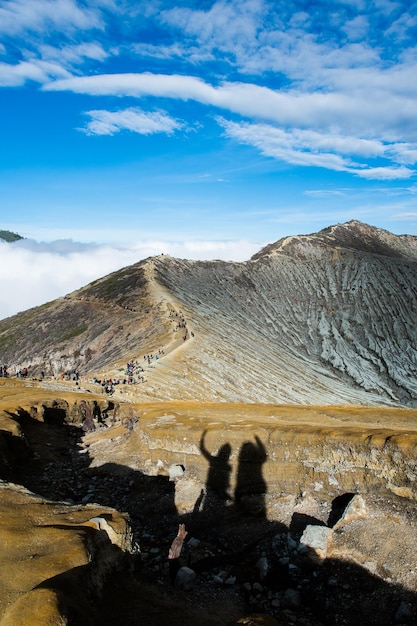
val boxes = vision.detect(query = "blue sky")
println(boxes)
[1,0,417,319]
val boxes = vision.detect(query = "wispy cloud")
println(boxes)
[133,42,214,64]
[304,189,347,197]
[218,118,415,180]
[42,71,417,179]
[0,54,76,85]
[0,0,104,36]
[39,42,108,65]
[81,107,183,136]
[161,0,265,60]
[0,0,108,85]
[352,166,413,180]
[395,212,417,219]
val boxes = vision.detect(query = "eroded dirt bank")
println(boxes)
[1,380,417,625]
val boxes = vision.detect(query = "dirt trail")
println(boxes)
[97,258,197,397]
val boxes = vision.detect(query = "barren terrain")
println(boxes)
[0,221,417,625]
[0,220,416,407]
[1,377,417,625]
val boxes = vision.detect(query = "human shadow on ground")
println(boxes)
[234,435,268,517]
[182,431,417,626]
[2,408,417,626]
[199,429,232,503]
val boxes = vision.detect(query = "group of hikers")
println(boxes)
[0,365,31,378]
[0,306,194,392]
[92,375,143,394]
[90,349,168,394]
[62,369,80,381]
[169,308,191,341]
[93,308,192,392]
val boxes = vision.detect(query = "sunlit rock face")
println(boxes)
[0,220,416,407]
[85,402,417,505]
[0,386,132,625]
[0,484,131,626]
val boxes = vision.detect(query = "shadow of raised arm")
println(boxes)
[199,429,211,461]
[254,435,267,462]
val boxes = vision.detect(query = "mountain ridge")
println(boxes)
[252,220,417,261]
[1,220,416,407]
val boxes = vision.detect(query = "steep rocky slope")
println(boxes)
[0,220,416,406]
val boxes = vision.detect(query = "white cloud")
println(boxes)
[81,107,183,136]
[218,118,415,180]
[0,57,71,86]
[394,212,417,219]
[43,71,417,140]
[162,0,265,52]
[0,0,104,36]
[0,60,47,85]
[387,143,417,165]
[352,166,414,180]
[384,11,417,41]
[220,119,355,170]
[304,189,347,197]
[43,72,217,101]
[42,71,417,179]
[0,238,262,320]
[341,15,369,40]
[39,42,109,66]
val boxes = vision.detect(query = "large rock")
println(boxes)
[299,525,333,559]
[0,588,68,626]
[332,494,368,529]
[0,482,131,625]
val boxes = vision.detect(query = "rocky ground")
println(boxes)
[2,385,416,626]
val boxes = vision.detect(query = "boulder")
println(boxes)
[332,494,368,529]
[175,566,197,591]
[299,525,333,559]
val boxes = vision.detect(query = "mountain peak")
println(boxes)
[252,220,417,261]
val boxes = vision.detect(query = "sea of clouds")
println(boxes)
[0,238,262,320]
